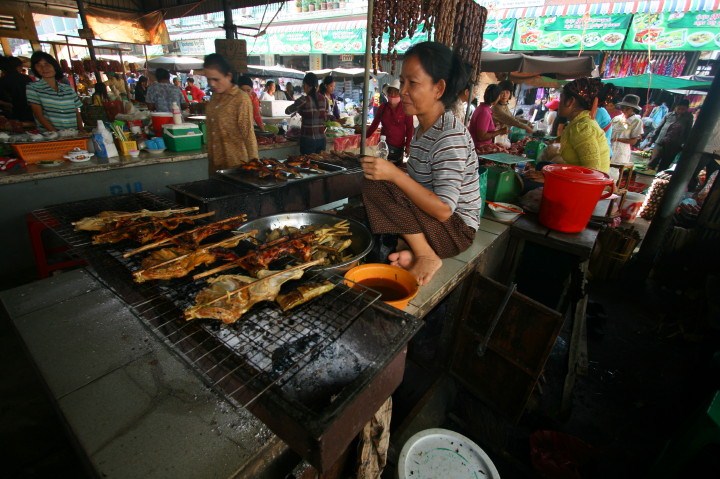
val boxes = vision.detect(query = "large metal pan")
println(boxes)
[234,212,374,275]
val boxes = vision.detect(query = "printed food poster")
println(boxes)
[513,15,631,51]
[625,12,720,50]
[481,19,516,52]
[311,30,366,54]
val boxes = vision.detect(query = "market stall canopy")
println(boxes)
[246,65,306,80]
[146,56,204,71]
[481,52,595,78]
[509,75,568,88]
[602,74,712,90]
[96,54,146,64]
[309,68,389,81]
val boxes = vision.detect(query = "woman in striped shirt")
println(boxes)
[361,41,481,286]
[26,52,82,132]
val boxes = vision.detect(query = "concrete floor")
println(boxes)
[2,219,719,478]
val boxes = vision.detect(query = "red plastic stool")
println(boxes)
[26,213,86,278]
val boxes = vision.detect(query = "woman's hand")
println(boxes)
[524,124,534,134]
[523,169,545,183]
[361,155,399,182]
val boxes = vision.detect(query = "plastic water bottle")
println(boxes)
[171,102,182,125]
[377,135,389,160]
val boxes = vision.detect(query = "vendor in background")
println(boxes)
[173,78,190,104]
[528,97,548,123]
[237,74,264,131]
[492,80,533,134]
[452,83,474,126]
[283,82,295,101]
[468,84,507,147]
[360,41,480,286]
[605,96,623,119]
[596,83,618,155]
[26,51,82,132]
[525,78,610,184]
[185,77,205,102]
[0,56,33,123]
[91,81,111,105]
[133,75,148,103]
[320,76,341,121]
[647,99,693,172]
[610,94,643,165]
[286,72,327,154]
[105,72,127,98]
[260,80,276,101]
[146,68,186,112]
[203,53,258,174]
[362,78,413,166]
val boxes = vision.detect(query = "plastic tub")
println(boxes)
[150,112,173,137]
[539,165,614,233]
[620,192,646,223]
[344,263,418,310]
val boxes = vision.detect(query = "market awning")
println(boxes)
[602,74,713,90]
[480,52,595,78]
[246,64,306,79]
[146,56,204,71]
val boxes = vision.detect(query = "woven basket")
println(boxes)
[12,138,90,163]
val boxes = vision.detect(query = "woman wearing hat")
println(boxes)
[362,78,414,165]
[610,94,644,165]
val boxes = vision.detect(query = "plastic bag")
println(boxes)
[288,113,302,129]
[495,134,511,149]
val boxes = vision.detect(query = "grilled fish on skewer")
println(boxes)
[275,280,335,312]
[133,233,253,282]
[123,215,250,257]
[73,207,200,231]
[185,260,323,323]
[91,212,215,245]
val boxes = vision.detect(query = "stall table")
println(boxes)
[500,214,599,412]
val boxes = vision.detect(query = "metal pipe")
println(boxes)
[223,0,235,40]
[64,35,78,92]
[75,0,98,79]
[360,0,374,156]
[634,73,720,272]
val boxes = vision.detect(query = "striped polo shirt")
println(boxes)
[407,111,481,230]
[26,79,82,131]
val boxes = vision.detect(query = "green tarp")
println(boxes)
[602,74,712,90]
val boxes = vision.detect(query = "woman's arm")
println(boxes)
[30,104,57,132]
[492,104,533,132]
[238,97,258,160]
[365,105,382,137]
[361,157,453,221]
[285,96,304,115]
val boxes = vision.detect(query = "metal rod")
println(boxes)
[360,0,374,156]
[477,282,516,357]
[223,0,235,40]
[634,72,720,272]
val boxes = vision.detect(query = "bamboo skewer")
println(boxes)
[185,259,324,314]
[72,207,200,227]
[123,214,249,258]
[92,211,217,244]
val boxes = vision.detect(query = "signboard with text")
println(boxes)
[482,18,516,52]
[624,11,720,51]
[513,14,631,51]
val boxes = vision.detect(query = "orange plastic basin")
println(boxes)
[344,263,418,310]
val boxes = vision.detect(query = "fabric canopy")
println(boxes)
[246,65,306,80]
[480,52,595,78]
[602,74,712,90]
[146,56,204,71]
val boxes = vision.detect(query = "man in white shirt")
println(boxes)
[260,81,276,101]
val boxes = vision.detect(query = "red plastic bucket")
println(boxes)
[539,165,614,233]
[151,112,173,137]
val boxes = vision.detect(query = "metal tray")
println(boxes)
[215,160,346,190]
[234,211,374,275]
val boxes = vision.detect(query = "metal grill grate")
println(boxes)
[32,192,386,411]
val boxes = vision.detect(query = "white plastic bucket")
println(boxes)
[593,193,620,217]
[621,192,646,222]
[398,428,501,479]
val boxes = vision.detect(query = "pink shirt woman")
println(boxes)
[468,84,507,148]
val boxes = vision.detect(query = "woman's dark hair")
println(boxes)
[303,72,319,106]
[155,68,170,82]
[237,75,253,88]
[0,56,22,73]
[497,80,515,97]
[676,99,690,108]
[203,53,234,81]
[138,75,147,84]
[30,51,63,80]
[93,81,109,101]
[265,80,275,90]
[562,77,602,110]
[319,75,335,94]
[483,84,500,104]
[598,82,619,107]
[404,41,469,109]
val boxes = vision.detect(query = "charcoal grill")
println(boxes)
[32,191,422,472]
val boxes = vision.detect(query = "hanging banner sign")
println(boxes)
[311,30,365,54]
[381,26,430,54]
[624,11,720,51]
[513,14,631,51]
[269,32,312,55]
[482,18,516,52]
[247,36,270,55]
